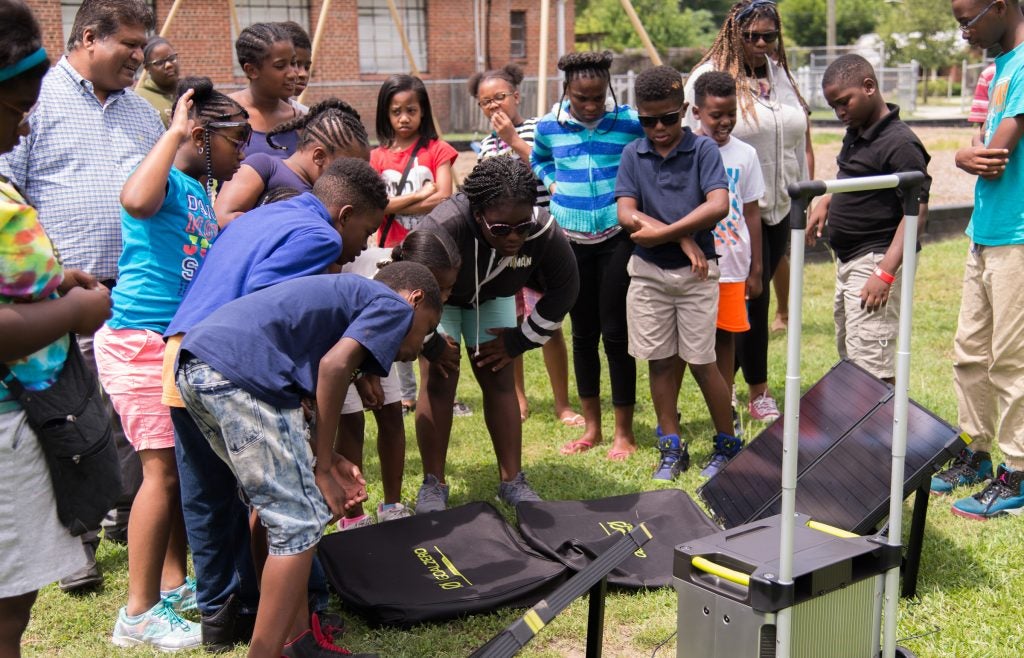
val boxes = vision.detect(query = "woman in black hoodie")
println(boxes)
[413,156,579,511]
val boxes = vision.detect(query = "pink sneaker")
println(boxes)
[748,393,781,422]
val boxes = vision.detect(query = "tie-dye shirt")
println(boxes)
[0,176,69,412]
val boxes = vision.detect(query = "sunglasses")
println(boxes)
[736,0,778,23]
[637,108,683,128]
[958,0,999,33]
[478,91,514,109]
[742,30,779,44]
[207,121,252,152]
[483,219,535,237]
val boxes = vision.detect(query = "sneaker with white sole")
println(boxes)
[452,400,473,417]
[748,393,781,422]
[337,514,375,532]
[111,600,202,651]
[161,576,197,615]
[376,502,413,522]
[497,472,542,506]
[951,464,1024,520]
[416,474,450,513]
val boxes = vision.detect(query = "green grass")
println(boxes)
[23,236,1024,657]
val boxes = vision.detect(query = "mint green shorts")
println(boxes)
[440,297,517,350]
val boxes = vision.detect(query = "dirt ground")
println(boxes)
[453,125,978,207]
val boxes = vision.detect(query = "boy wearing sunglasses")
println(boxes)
[616,65,740,482]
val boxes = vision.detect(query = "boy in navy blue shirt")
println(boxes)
[615,65,741,481]
[177,264,441,658]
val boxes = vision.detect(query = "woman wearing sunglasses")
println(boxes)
[412,156,579,512]
[94,77,249,650]
[684,0,814,427]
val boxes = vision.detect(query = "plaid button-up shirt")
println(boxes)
[0,56,164,281]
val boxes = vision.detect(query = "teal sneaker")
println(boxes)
[111,600,201,650]
[931,448,993,495]
[652,435,689,481]
[161,576,197,614]
[700,432,744,479]
[951,464,1024,521]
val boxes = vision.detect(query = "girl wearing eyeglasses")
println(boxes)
[684,0,814,428]
[94,77,249,650]
[469,64,581,429]
[137,36,179,128]
[412,156,580,512]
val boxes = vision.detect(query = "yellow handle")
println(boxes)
[806,520,858,538]
[691,556,751,587]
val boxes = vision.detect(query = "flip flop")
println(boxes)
[559,412,586,427]
[606,448,635,462]
[560,438,596,455]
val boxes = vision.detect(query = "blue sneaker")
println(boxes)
[652,435,689,481]
[951,464,1024,521]
[111,600,201,650]
[161,576,197,614]
[700,433,744,479]
[931,448,993,495]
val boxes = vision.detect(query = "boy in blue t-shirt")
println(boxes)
[177,264,441,658]
[942,0,1024,519]
[614,65,741,481]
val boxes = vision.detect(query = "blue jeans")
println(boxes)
[173,404,330,615]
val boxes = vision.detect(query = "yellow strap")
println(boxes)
[523,609,545,634]
[806,520,858,538]
[691,556,751,586]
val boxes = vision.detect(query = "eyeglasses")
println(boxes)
[742,30,779,44]
[478,91,514,108]
[483,219,535,237]
[0,99,36,129]
[959,0,999,33]
[207,121,252,152]
[637,108,683,128]
[146,53,178,68]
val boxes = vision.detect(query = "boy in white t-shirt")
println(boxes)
[692,71,765,465]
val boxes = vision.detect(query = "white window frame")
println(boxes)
[358,0,428,75]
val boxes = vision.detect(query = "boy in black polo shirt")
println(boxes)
[807,54,930,383]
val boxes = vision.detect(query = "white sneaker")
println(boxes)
[111,600,201,651]
[377,502,414,522]
[748,393,781,423]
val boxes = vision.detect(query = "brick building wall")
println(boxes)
[25,0,574,134]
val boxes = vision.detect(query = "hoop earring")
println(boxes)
[197,146,204,154]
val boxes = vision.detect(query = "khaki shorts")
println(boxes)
[626,255,720,364]
[833,251,902,380]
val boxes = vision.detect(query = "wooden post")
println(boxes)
[618,0,662,66]
[537,0,550,116]
[135,0,186,90]
[228,0,241,42]
[297,0,333,106]
[385,0,445,140]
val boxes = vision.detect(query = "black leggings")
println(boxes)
[736,218,790,387]
[569,232,636,406]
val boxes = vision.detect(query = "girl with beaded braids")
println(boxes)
[93,77,248,650]
[412,156,579,512]
[229,22,300,158]
[684,0,814,425]
[531,50,645,461]
[215,97,370,225]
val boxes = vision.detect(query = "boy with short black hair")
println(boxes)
[177,263,441,658]
[808,54,930,386]
[615,64,741,481]
[691,71,765,473]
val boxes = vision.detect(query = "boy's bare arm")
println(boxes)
[314,337,370,517]
[646,189,729,245]
[861,203,929,312]
[617,196,662,232]
[956,114,1024,178]
[743,200,764,300]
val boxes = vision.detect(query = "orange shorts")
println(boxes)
[716,281,750,333]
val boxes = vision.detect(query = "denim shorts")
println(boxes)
[176,356,332,556]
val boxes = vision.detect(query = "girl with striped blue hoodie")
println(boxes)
[531,51,644,461]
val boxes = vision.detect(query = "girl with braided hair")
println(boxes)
[413,156,579,512]
[94,77,248,650]
[229,22,300,158]
[531,50,645,461]
[684,0,815,426]
[470,62,581,427]
[215,97,370,225]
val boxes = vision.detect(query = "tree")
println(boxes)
[875,0,962,102]
[575,0,718,52]
[778,0,886,47]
